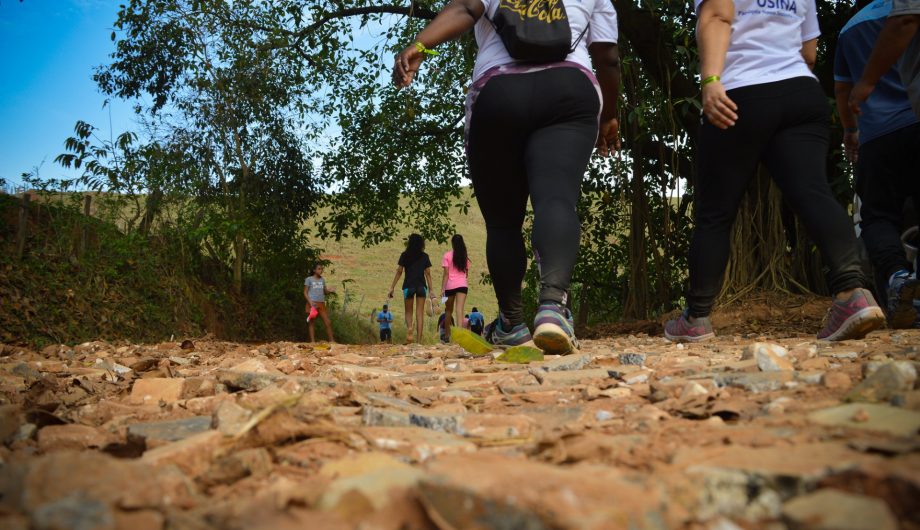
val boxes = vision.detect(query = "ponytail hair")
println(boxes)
[451,234,468,273]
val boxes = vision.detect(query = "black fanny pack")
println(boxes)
[488,0,589,63]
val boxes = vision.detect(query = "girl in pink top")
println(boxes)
[440,234,471,343]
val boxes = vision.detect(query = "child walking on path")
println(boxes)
[377,304,394,343]
[388,234,436,343]
[304,263,335,343]
[440,234,471,343]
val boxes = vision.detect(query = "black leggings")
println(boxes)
[856,122,920,281]
[687,76,866,317]
[468,67,599,325]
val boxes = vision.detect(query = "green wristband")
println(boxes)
[414,41,438,56]
[701,75,721,86]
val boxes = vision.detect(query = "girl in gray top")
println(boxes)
[304,263,335,343]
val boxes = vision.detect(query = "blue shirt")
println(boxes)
[468,311,484,327]
[377,311,393,330]
[835,0,918,143]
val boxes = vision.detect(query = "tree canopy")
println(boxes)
[51,0,859,324]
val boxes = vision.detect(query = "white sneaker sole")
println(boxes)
[663,330,715,343]
[533,323,578,355]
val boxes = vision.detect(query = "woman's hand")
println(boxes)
[393,45,424,89]
[387,290,394,299]
[702,80,737,129]
[595,118,620,157]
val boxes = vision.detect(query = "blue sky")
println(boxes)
[0,0,136,187]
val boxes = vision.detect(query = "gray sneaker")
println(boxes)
[533,302,580,355]
[483,317,533,348]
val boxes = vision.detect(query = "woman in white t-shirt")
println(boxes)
[664,0,885,342]
[393,0,620,354]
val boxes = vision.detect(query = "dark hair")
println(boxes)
[403,233,425,265]
[312,263,323,274]
[472,307,478,312]
[451,234,469,273]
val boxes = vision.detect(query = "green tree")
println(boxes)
[95,0,322,292]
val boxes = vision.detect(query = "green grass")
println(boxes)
[310,187,499,343]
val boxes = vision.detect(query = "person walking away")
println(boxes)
[304,263,336,343]
[835,0,920,328]
[849,0,920,118]
[440,234,471,343]
[664,0,885,342]
[388,234,436,343]
[468,307,485,336]
[393,0,621,355]
[377,304,394,343]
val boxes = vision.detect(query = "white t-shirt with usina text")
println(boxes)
[472,0,619,82]
[695,0,820,90]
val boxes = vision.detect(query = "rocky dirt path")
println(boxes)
[1,331,918,529]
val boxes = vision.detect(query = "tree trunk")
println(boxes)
[139,188,162,236]
[577,283,590,327]
[233,233,244,294]
[625,153,649,319]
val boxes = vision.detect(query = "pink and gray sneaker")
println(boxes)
[663,309,715,343]
[817,288,885,341]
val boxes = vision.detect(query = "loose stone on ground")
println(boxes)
[1,330,917,528]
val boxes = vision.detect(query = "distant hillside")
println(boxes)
[310,188,500,322]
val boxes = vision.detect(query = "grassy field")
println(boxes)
[310,188,499,341]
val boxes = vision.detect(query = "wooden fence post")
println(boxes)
[16,193,30,260]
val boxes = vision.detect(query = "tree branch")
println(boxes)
[301,3,438,36]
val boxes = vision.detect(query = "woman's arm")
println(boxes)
[388,266,404,298]
[425,268,435,298]
[698,0,737,129]
[441,266,449,295]
[589,42,621,156]
[393,0,485,88]
[800,38,818,70]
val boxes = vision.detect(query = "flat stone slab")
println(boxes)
[128,416,213,444]
[782,489,898,530]
[808,403,920,437]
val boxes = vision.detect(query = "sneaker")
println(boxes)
[533,302,580,355]
[483,317,533,348]
[817,288,885,341]
[663,309,715,343]
[886,272,920,329]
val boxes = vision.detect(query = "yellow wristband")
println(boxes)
[701,75,721,86]
[414,41,439,56]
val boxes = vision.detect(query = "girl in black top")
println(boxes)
[388,234,435,343]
